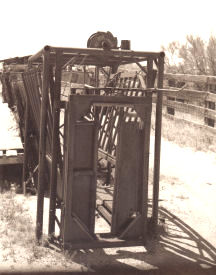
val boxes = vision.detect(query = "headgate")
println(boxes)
[60,94,152,248]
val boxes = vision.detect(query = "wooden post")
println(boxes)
[36,47,50,242]
[48,51,62,237]
[152,53,164,236]
[22,98,30,195]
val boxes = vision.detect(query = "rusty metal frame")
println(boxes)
[22,45,165,244]
[61,94,152,249]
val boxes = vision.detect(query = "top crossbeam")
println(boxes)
[28,45,165,67]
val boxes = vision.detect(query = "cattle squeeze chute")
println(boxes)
[0,32,165,249]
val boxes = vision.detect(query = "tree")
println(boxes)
[179,35,207,75]
[162,35,216,76]
[207,36,216,75]
[161,41,184,74]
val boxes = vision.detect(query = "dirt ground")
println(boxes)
[0,96,216,274]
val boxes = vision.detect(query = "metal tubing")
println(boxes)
[49,46,164,59]
[28,46,51,63]
[141,57,153,238]
[28,45,164,64]
[22,98,30,195]
[147,58,154,88]
[152,55,164,235]
[48,51,62,237]
[36,47,51,242]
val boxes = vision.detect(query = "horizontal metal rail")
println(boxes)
[28,45,164,63]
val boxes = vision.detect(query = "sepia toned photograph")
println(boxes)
[0,0,215,274]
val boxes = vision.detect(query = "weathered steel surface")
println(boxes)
[60,93,152,248]
[152,54,164,235]
[49,51,63,237]
[36,48,51,242]
[1,40,164,249]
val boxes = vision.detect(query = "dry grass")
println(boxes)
[0,190,87,272]
[151,110,216,153]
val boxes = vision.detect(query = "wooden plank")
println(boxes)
[205,92,216,102]
[0,147,23,152]
[164,113,216,134]
[163,88,207,102]
[0,156,23,165]
[163,99,216,119]
[164,73,216,84]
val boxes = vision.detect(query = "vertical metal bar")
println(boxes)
[22,98,30,195]
[95,66,99,87]
[83,66,86,84]
[152,53,164,235]
[48,51,62,237]
[62,99,76,245]
[141,103,152,241]
[89,111,99,233]
[141,57,154,239]
[98,107,110,144]
[36,48,50,242]
[147,58,153,88]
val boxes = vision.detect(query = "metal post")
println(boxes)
[83,65,86,84]
[95,66,99,88]
[48,51,62,237]
[36,47,50,242]
[147,58,153,88]
[141,57,154,238]
[22,98,30,195]
[152,53,164,236]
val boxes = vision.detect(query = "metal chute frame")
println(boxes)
[24,42,164,247]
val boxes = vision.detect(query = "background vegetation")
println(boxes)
[162,35,216,75]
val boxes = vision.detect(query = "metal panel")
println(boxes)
[61,94,152,248]
[62,98,98,244]
[111,121,146,239]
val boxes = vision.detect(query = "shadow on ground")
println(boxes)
[68,207,216,275]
